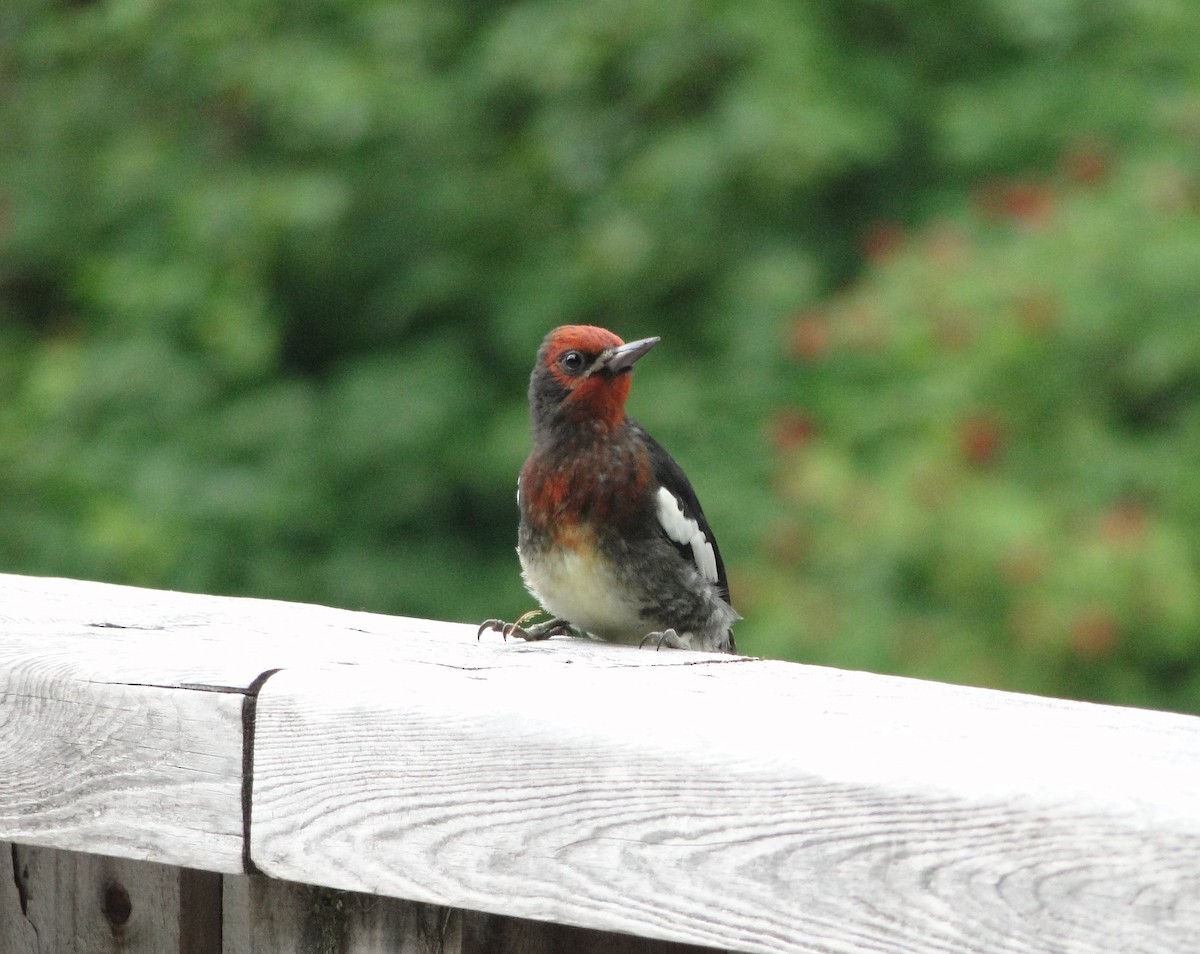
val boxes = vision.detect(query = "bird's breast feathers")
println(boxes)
[519,535,646,642]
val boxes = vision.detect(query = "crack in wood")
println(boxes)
[84,679,252,694]
[10,843,29,918]
[9,843,41,948]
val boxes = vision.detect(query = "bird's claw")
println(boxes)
[477,618,523,640]
[478,611,574,643]
[638,628,685,651]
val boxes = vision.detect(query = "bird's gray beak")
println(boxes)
[602,336,660,374]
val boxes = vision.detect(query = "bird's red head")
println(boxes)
[530,325,659,435]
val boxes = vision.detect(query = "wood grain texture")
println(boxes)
[3,842,184,953]
[222,873,461,954]
[460,911,733,954]
[216,872,721,954]
[0,662,245,871]
[2,843,39,954]
[251,664,1200,954]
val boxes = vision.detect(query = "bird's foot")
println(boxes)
[638,628,685,651]
[477,611,575,642]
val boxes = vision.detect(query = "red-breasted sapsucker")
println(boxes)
[480,325,738,653]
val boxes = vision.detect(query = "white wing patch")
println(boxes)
[655,486,719,584]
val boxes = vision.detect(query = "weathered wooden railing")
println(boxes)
[2,572,1198,953]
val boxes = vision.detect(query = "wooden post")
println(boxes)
[5,844,191,953]
[2,573,1199,953]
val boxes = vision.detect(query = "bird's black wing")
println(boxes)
[629,419,732,607]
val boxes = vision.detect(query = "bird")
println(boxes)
[478,325,738,653]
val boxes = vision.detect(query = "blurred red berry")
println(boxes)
[1062,141,1111,186]
[788,314,830,361]
[1100,502,1149,547]
[1070,611,1119,660]
[1002,182,1055,225]
[974,178,1055,226]
[861,220,905,264]
[771,408,817,452]
[959,415,1004,466]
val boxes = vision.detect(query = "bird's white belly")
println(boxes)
[520,546,646,642]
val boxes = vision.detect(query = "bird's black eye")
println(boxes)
[559,350,586,375]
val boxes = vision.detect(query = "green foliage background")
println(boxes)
[3,0,1199,712]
